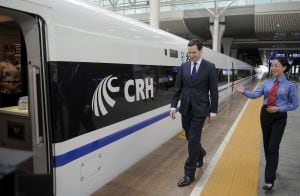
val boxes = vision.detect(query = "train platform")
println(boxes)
[93,80,300,196]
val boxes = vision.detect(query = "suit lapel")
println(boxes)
[184,61,192,83]
[195,59,205,82]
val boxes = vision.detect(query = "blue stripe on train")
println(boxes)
[54,110,171,167]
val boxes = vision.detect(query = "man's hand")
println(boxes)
[266,106,279,113]
[208,116,216,123]
[208,113,216,123]
[170,108,176,120]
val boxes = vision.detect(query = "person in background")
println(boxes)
[234,57,299,191]
[0,44,22,107]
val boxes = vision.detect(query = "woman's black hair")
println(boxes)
[273,57,290,73]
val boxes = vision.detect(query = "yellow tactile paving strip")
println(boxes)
[177,131,186,140]
[201,95,263,196]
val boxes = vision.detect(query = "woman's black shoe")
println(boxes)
[263,183,274,190]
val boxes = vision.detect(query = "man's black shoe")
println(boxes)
[177,176,195,187]
[196,160,203,168]
[197,150,206,168]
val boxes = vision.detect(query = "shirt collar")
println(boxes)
[191,58,202,66]
[273,75,286,83]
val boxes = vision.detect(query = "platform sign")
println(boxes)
[275,53,285,58]
[292,53,300,58]
[268,50,300,65]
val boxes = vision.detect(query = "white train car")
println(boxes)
[202,49,254,105]
[0,0,253,195]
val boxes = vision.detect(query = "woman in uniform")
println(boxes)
[234,57,299,190]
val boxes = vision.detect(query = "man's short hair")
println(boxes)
[187,39,203,51]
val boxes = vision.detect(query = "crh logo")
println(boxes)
[92,75,154,117]
[92,75,120,116]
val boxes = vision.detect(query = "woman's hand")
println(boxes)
[233,84,245,93]
[266,106,279,113]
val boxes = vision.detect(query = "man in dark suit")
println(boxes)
[170,39,218,187]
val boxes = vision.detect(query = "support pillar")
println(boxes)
[218,23,225,52]
[222,37,234,56]
[209,15,225,52]
[149,0,160,28]
[231,49,238,58]
[212,15,219,51]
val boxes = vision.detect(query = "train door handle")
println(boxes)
[31,64,43,144]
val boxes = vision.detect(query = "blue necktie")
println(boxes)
[191,62,197,81]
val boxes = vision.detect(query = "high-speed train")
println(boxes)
[0,0,253,195]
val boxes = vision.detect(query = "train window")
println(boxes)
[231,69,238,81]
[216,68,251,84]
[217,68,229,86]
[164,49,167,56]
[236,69,251,80]
[169,49,178,58]
[216,67,251,85]
[50,63,180,142]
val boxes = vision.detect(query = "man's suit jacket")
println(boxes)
[171,59,218,117]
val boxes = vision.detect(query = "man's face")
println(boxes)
[187,45,202,62]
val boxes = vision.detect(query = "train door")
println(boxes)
[0,8,52,195]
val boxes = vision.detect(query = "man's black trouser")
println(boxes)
[181,106,206,178]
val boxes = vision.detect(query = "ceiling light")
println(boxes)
[276,24,280,27]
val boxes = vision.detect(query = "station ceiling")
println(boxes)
[132,2,300,51]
